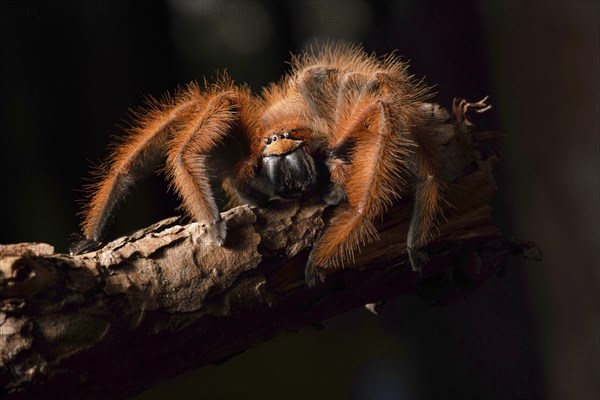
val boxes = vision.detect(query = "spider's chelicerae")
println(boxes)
[73,43,444,285]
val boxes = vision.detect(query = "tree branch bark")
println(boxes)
[0,101,540,399]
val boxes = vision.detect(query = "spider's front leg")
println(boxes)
[306,100,415,285]
[165,90,261,246]
[306,99,443,285]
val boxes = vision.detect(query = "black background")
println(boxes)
[0,1,598,399]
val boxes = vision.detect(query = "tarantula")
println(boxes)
[72,43,444,285]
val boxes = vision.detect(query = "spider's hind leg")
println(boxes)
[406,125,445,272]
[407,175,440,271]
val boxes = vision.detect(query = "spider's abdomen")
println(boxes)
[263,146,316,199]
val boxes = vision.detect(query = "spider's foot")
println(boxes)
[305,259,327,287]
[408,246,429,273]
[207,219,227,246]
[69,239,103,256]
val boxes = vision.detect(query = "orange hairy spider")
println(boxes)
[72,43,444,286]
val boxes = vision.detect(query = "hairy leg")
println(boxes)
[165,90,259,245]
[73,85,201,254]
[406,120,444,271]
[306,100,414,285]
[407,174,441,270]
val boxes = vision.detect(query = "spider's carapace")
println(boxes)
[73,43,444,285]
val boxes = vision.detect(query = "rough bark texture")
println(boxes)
[0,102,540,399]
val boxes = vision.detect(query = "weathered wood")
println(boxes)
[0,101,540,399]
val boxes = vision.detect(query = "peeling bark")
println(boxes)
[0,101,540,399]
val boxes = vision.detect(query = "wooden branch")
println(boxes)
[0,102,540,399]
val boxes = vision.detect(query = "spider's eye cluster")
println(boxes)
[263,132,291,145]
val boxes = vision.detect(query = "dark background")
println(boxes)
[0,1,598,399]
